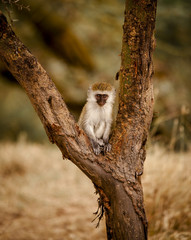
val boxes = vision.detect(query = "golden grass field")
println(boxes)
[0,140,190,240]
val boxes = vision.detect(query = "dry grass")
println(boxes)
[0,140,190,240]
[143,145,191,240]
[0,139,106,240]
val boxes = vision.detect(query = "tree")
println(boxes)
[0,0,157,239]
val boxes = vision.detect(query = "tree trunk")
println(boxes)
[106,1,157,238]
[100,180,147,240]
[0,0,157,239]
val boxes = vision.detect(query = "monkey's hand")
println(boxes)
[103,138,112,153]
[90,139,102,155]
[104,143,112,153]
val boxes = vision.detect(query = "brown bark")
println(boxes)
[105,1,157,238]
[0,0,157,239]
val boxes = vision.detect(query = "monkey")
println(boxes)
[78,82,116,155]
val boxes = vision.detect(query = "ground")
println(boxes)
[0,139,190,240]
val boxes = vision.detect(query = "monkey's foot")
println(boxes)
[90,139,102,155]
[94,147,102,155]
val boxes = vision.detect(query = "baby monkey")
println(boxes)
[78,82,116,155]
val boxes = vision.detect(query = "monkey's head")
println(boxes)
[87,82,115,107]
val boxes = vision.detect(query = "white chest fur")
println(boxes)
[86,102,112,126]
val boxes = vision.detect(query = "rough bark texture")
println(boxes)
[105,1,157,238]
[0,0,157,239]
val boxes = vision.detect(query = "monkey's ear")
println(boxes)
[87,86,92,94]
[87,85,93,98]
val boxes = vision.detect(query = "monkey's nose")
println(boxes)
[98,101,105,106]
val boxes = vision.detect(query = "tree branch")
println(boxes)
[0,10,105,185]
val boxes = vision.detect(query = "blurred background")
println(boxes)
[0,0,191,239]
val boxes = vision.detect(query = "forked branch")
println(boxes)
[0,1,157,237]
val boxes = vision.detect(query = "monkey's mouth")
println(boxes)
[98,102,105,107]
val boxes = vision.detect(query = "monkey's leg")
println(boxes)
[83,124,102,155]
[95,122,105,141]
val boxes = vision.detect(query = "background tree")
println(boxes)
[0,0,157,239]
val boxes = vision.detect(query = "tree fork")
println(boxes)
[0,0,157,238]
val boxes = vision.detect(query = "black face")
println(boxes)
[95,94,109,107]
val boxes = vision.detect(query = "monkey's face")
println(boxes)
[95,94,109,107]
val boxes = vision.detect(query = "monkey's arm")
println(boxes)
[103,121,112,142]
[84,124,102,155]
[84,124,97,141]
[103,121,112,152]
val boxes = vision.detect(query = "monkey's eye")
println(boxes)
[96,94,101,98]
[103,94,108,99]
